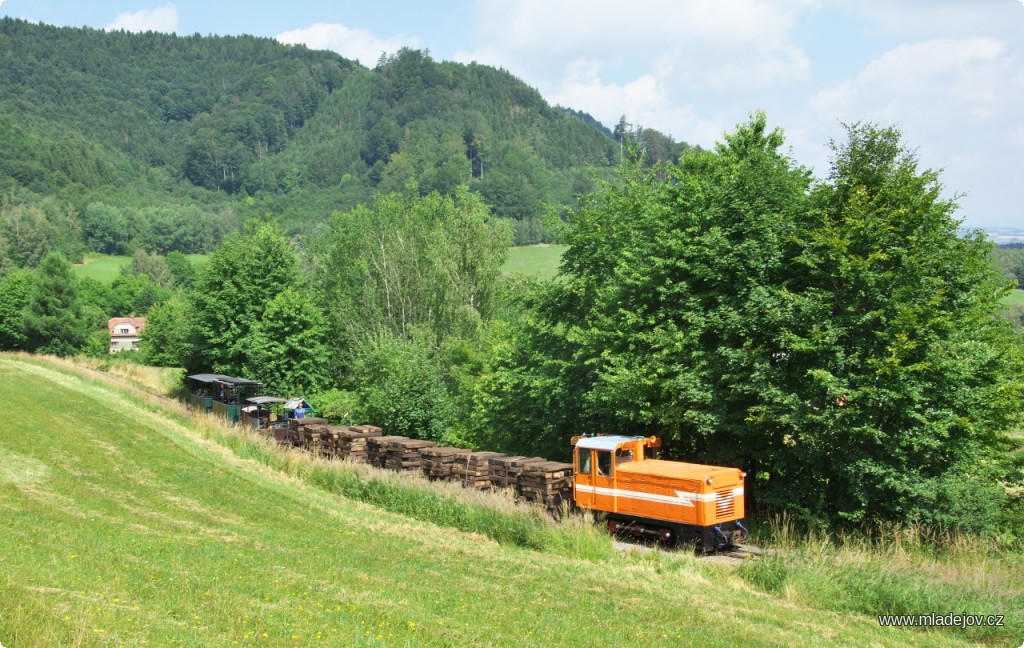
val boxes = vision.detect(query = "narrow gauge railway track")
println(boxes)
[614,539,762,561]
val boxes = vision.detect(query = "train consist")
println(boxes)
[184,374,748,552]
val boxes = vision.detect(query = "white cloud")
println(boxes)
[798,32,1023,227]
[449,0,1023,227]
[105,3,178,33]
[843,0,1013,37]
[461,0,816,90]
[469,0,816,54]
[454,0,818,145]
[810,37,1014,126]
[1010,126,1024,148]
[276,23,418,65]
[549,57,724,145]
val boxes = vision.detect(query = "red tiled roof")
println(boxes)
[108,317,146,335]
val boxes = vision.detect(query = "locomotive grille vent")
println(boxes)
[714,488,735,521]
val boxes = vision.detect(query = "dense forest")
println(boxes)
[0,19,1021,538]
[0,18,691,258]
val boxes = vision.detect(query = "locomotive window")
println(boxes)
[596,450,613,477]
[576,448,592,475]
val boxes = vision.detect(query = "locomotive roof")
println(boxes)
[616,459,743,483]
[575,435,645,451]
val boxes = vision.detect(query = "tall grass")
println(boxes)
[739,513,1023,643]
[196,417,616,562]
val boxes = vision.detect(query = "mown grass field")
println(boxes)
[1003,289,1024,308]
[72,254,207,284]
[502,244,566,280]
[0,354,1017,647]
[501,249,1024,313]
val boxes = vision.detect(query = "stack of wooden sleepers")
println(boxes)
[420,447,472,480]
[287,418,328,450]
[451,451,507,489]
[516,461,574,516]
[269,417,579,518]
[332,425,383,462]
[314,426,341,458]
[383,438,438,473]
[490,456,547,489]
[366,436,407,468]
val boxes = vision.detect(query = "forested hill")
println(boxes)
[0,18,692,256]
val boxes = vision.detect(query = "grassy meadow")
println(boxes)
[1003,289,1024,308]
[72,254,207,284]
[501,244,566,280]
[72,247,555,284]
[0,354,1019,647]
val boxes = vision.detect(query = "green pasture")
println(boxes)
[72,254,207,284]
[1002,289,1024,307]
[0,354,986,647]
[502,244,566,280]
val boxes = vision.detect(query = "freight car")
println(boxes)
[572,435,748,551]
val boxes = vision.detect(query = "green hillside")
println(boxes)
[0,354,983,646]
[0,17,694,260]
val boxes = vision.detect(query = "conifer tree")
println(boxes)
[23,252,88,356]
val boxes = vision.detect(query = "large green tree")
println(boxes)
[481,116,1024,529]
[244,287,333,396]
[164,251,196,290]
[0,268,32,350]
[108,274,172,317]
[766,124,1024,526]
[139,293,198,368]
[313,186,512,350]
[311,186,512,441]
[22,252,89,356]
[124,249,174,288]
[0,197,82,267]
[191,223,298,375]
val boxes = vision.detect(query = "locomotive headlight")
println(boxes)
[706,477,713,484]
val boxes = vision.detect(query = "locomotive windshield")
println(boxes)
[576,447,592,475]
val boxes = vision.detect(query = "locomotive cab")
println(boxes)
[572,435,748,551]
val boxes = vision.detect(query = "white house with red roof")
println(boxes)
[108,317,146,353]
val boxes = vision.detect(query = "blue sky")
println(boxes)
[2,0,1022,231]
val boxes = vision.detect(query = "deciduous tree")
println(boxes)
[0,268,32,350]
[314,186,511,349]
[192,223,298,375]
[244,287,333,396]
[140,293,198,367]
[481,115,1024,529]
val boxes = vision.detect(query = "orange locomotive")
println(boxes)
[572,435,748,551]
